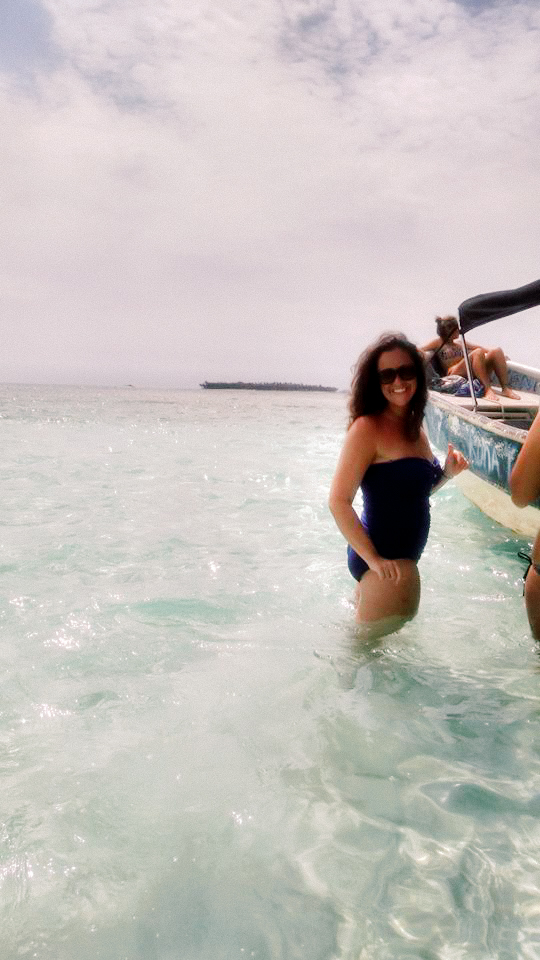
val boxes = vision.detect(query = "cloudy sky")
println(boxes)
[2,0,539,388]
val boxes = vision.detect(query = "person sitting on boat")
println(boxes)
[329,333,469,637]
[422,315,519,403]
[510,411,540,639]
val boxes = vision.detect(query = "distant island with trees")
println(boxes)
[200,381,337,392]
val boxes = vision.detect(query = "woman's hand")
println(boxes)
[443,442,469,478]
[369,557,402,582]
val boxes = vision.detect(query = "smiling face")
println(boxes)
[377,347,418,410]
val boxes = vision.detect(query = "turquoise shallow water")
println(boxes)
[1,384,540,960]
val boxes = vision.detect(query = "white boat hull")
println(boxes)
[455,469,540,537]
[425,362,540,537]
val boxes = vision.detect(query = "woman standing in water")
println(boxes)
[510,410,540,638]
[329,333,468,635]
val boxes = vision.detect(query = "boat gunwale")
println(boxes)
[426,391,531,444]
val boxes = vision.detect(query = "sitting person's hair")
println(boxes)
[436,315,458,340]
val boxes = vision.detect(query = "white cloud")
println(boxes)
[1,0,539,386]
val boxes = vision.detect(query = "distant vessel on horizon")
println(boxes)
[200,381,337,392]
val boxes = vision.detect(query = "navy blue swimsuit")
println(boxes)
[347,457,444,581]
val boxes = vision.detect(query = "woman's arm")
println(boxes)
[420,337,443,353]
[431,442,469,492]
[510,411,540,507]
[418,428,469,494]
[328,418,400,579]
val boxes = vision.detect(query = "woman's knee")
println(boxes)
[470,347,485,362]
[469,348,487,374]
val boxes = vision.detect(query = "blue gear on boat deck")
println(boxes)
[347,457,444,581]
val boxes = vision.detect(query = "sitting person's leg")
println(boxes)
[484,347,520,399]
[467,348,500,402]
[447,349,499,400]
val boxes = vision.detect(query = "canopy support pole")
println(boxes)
[458,328,478,411]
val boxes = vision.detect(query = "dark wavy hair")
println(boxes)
[348,332,427,440]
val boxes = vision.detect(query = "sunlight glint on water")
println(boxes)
[1,384,540,960]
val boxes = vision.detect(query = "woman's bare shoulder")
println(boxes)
[331,415,379,496]
[347,415,379,442]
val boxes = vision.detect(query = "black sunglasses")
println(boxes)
[378,363,417,385]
